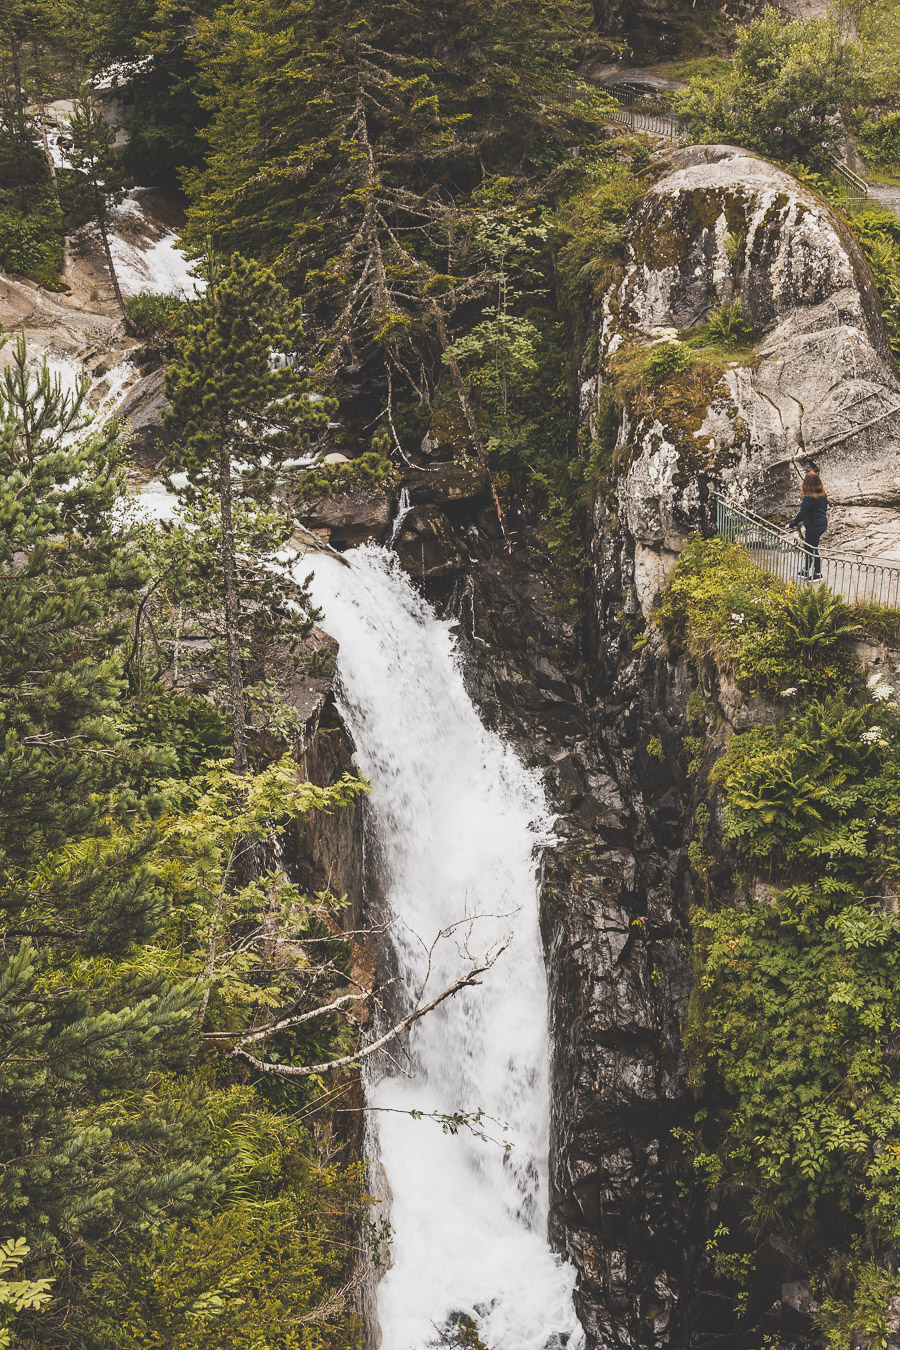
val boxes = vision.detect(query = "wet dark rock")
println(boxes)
[393,504,469,580]
[118,366,170,467]
[403,460,488,506]
[285,630,365,923]
[298,487,394,549]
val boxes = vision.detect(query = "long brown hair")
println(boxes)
[802,471,825,498]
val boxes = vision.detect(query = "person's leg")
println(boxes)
[806,528,823,579]
[798,533,811,578]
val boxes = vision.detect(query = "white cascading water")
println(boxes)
[306,544,583,1350]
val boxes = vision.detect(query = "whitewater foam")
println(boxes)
[306,545,583,1350]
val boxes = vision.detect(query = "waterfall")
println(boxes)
[389,488,413,545]
[306,545,583,1350]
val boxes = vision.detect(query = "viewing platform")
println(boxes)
[714,492,900,608]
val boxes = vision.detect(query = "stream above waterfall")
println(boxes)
[306,545,583,1350]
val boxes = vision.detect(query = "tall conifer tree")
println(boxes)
[0,336,215,1257]
[164,254,329,773]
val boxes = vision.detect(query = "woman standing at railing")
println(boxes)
[789,471,828,580]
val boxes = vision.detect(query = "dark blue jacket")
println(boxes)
[790,492,828,535]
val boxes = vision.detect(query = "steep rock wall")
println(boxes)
[550,146,900,1347]
[582,146,900,622]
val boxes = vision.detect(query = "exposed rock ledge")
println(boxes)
[580,145,900,616]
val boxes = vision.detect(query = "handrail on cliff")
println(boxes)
[598,81,683,143]
[713,492,900,608]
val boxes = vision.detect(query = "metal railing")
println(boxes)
[600,81,683,143]
[829,155,869,200]
[714,493,900,608]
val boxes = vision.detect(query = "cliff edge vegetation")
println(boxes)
[660,536,900,1344]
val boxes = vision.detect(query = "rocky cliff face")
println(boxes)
[404,147,900,1348]
[583,145,900,623]
[539,144,900,1348]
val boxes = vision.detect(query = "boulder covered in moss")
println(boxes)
[584,144,900,613]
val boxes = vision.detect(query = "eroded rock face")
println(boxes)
[117,366,170,467]
[582,146,900,615]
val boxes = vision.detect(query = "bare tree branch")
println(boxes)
[225,937,510,1078]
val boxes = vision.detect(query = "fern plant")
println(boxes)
[704,301,755,348]
[783,584,859,654]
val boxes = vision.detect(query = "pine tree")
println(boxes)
[182,0,600,358]
[164,254,331,773]
[0,335,219,1262]
[68,86,127,314]
[174,0,609,521]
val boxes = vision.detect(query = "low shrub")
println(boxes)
[646,340,693,385]
[655,535,857,695]
[851,599,900,645]
[125,290,185,337]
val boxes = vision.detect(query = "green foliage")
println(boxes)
[674,532,900,1331]
[645,340,693,386]
[703,302,754,348]
[859,110,900,178]
[0,333,369,1344]
[169,0,608,441]
[688,697,900,1237]
[713,697,882,864]
[124,290,184,338]
[849,599,900,645]
[166,253,331,477]
[181,0,603,269]
[292,452,397,504]
[164,252,333,768]
[0,191,64,285]
[137,490,323,748]
[553,163,646,303]
[722,231,744,268]
[441,204,584,577]
[782,582,860,652]
[73,1196,363,1348]
[656,535,857,696]
[845,203,900,363]
[819,1258,900,1350]
[705,1225,755,1317]
[674,9,887,170]
[0,1239,53,1348]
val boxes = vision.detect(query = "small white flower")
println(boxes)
[780,687,798,697]
[873,684,895,702]
[731,612,745,624]
[860,727,885,744]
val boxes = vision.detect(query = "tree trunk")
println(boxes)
[31,25,56,183]
[218,444,249,775]
[432,307,510,548]
[96,197,127,318]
